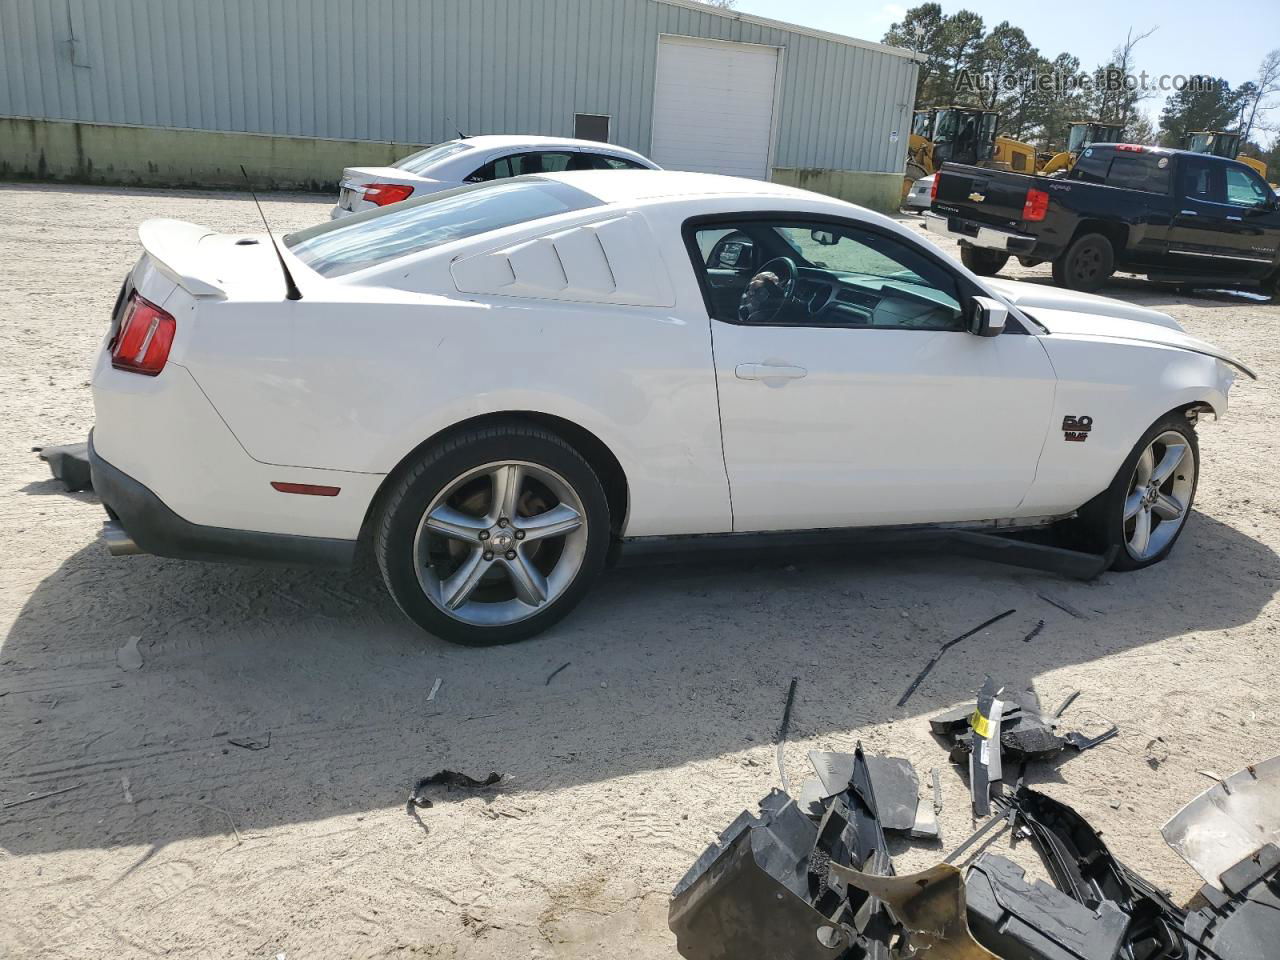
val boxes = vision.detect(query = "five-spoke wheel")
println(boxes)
[414,461,588,624]
[1121,431,1194,562]
[376,423,609,645]
[1069,413,1199,570]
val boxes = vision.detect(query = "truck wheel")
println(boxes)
[374,422,610,645]
[1065,413,1198,571]
[960,246,1010,276]
[1052,233,1114,292]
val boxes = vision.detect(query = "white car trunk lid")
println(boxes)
[135,218,293,303]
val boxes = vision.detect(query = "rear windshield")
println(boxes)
[284,178,600,278]
[393,140,472,175]
[1105,154,1170,193]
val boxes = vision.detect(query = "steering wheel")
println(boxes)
[737,257,798,324]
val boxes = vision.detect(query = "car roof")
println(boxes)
[451,134,651,157]
[536,169,822,205]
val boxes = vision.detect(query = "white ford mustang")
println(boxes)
[90,172,1253,645]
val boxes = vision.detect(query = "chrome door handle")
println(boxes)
[1179,210,1198,216]
[735,363,808,381]
[1227,215,1243,221]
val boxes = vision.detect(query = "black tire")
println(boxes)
[1017,256,1042,268]
[1051,233,1114,292]
[960,245,1010,276]
[374,422,610,645]
[1066,413,1199,571]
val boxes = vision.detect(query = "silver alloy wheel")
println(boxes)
[1122,430,1195,561]
[412,460,588,626]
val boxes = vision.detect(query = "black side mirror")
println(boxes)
[968,296,1008,337]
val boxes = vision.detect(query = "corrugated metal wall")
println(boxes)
[0,0,918,174]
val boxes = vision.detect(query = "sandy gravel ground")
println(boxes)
[1,182,1277,959]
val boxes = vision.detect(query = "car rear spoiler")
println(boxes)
[137,218,227,300]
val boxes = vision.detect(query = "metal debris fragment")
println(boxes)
[544,661,571,685]
[1162,754,1280,889]
[896,609,1017,707]
[227,733,271,751]
[2,784,81,809]
[776,676,798,794]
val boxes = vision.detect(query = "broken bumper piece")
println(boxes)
[670,746,895,960]
[668,789,856,959]
[966,854,1128,960]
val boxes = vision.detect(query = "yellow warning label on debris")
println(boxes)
[970,709,993,739]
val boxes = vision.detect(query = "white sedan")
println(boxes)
[90,172,1252,645]
[903,174,935,211]
[330,135,659,218]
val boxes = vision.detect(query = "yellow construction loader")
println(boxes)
[903,107,1036,198]
[1185,130,1270,182]
[1040,121,1124,175]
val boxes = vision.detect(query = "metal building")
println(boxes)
[0,0,920,210]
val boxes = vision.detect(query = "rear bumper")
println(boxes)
[89,432,356,568]
[924,212,1038,256]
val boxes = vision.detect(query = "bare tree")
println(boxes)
[1240,49,1280,144]
[1092,25,1158,125]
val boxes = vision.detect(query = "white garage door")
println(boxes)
[650,35,780,180]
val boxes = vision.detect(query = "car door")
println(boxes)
[686,216,1058,532]
[1168,156,1272,277]
[1217,165,1280,273]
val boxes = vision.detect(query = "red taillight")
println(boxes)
[1115,143,1144,152]
[930,175,940,200]
[110,293,176,376]
[361,183,414,206]
[1023,188,1050,222]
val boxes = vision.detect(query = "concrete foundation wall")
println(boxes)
[771,168,903,214]
[0,117,425,191]
[1,117,905,213]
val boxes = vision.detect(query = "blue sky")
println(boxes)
[733,0,1278,144]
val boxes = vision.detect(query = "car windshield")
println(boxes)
[393,140,473,175]
[284,178,601,277]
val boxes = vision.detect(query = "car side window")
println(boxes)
[1179,157,1223,203]
[1105,154,1169,193]
[688,219,965,331]
[1225,167,1271,208]
[590,154,648,170]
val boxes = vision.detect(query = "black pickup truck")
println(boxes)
[924,143,1280,295]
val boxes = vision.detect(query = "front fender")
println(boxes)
[1018,337,1232,516]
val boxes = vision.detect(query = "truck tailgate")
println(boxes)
[933,164,1033,228]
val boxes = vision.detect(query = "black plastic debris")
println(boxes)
[931,682,1117,784]
[969,676,1005,817]
[1004,787,1186,960]
[407,770,501,810]
[670,746,895,960]
[966,853,1129,960]
[34,441,92,492]
[807,751,937,840]
[1183,843,1280,960]
[669,789,853,959]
